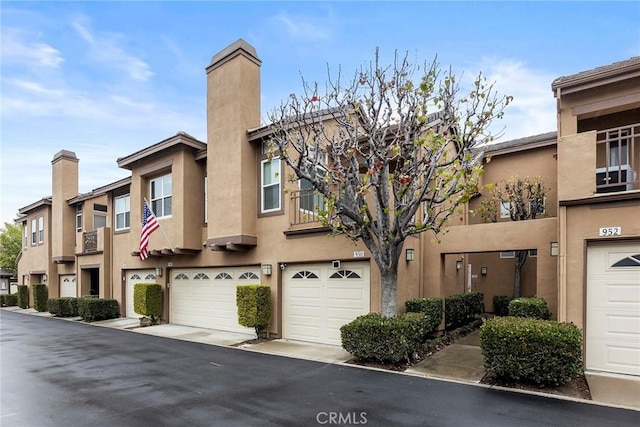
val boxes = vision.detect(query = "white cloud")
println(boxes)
[272,11,334,42]
[1,28,64,68]
[475,58,557,141]
[71,17,153,82]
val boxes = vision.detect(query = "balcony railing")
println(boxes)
[596,123,639,193]
[289,188,327,225]
[83,231,98,252]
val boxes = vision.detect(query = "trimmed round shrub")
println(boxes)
[77,297,120,322]
[1,294,18,307]
[480,316,582,386]
[47,297,79,317]
[405,297,443,336]
[340,312,428,364]
[492,295,513,316]
[445,292,484,329]
[509,296,551,320]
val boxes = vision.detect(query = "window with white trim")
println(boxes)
[500,251,515,258]
[261,158,281,213]
[93,215,106,230]
[76,214,82,232]
[38,216,44,243]
[500,201,511,219]
[115,194,130,231]
[23,222,27,249]
[31,218,37,245]
[151,174,172,218]
[204,176,208,224]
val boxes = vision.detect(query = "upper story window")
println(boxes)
[261,158,281,213]
[204,176,208,224]
[596,124,639,193]
[38,216,44,243]
[93,215,107,230]
[31,218,37,246]
[151,174,172,218]
[115,194,131,231]
[76,214,82,232]
[23,222,27,249]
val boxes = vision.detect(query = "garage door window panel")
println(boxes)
[611,255,640,267]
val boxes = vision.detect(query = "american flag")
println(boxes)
[139,200,159,260]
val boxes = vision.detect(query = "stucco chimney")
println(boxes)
[51,150,78,262]
[205,39,261,249]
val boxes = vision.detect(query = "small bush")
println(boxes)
[236,285,272,338]
[77,297,120,322]
[509,296,551,320]
[493,295,513,316]
[33,284,48,312]
[340,312,427,364]
[47,297,79,317]
[405,297,444,335]
[480,316,582,386]
[445,292,484,329]
[1,294,18,307]
[17,285,29,309]
[134,283,163,324]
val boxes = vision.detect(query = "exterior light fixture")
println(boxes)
[406,248,415,262]
[262,264,272,276]
[550,242,559,257]
[42,274,47,283]
[456,260,463,270]
[481,267,488,276]
[155,267,163,277]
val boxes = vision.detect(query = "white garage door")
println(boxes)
[170,267,260,333]
[586,241,640,376]
[126,270,156,318]
[59,275,77,298]
[283,262,370,346]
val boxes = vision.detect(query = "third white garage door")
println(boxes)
[586,241,640,377]
[170,267,261,333]
[283,262,370,346]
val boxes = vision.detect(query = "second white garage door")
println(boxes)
[586,241,640,377]
[59,275,77,298]
[283,262,370,346]
[170,267,261,333]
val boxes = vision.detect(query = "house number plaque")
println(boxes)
[599,227,621,237]
[353,251,365,258]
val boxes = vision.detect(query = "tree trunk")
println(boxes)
[380,267,399,317]
[514,250,528,298]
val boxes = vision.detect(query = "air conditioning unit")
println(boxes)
[596,164,636,193]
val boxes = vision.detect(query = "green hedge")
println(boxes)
[493,295,513,316]
[77,297,120,322]
[480,316,582,386]
[1,294,18,307]
[509,296,551,320]
[405,297,444,335]
[134,283,163,323]
[445,292,484,329]
[236,285,272,338]
[17,285,29,309]
[33,284,48,312]
[47,297,79,317]
[340,312,427,364]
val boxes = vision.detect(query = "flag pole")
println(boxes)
[144,197,174,249]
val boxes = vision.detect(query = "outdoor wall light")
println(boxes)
[481,267,488,276]
[262,264,272,276]
[155,267,163,277]
[406,248,415,262]
[456,260,463,270]
[551,242,559,257]
[42,274,47,283]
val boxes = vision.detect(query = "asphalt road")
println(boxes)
[1,311,637,427]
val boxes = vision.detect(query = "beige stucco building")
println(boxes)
[16,40,639,394]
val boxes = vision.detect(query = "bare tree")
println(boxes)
[478,176,548,297]
[267,50,511,317]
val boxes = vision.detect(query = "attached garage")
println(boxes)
[586,241,640,377]
[59,275,77,298]
[283,262,370,346]
[169,266,261,333]
[126,270,156,318]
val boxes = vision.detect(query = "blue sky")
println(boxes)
[1,1,639,225]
